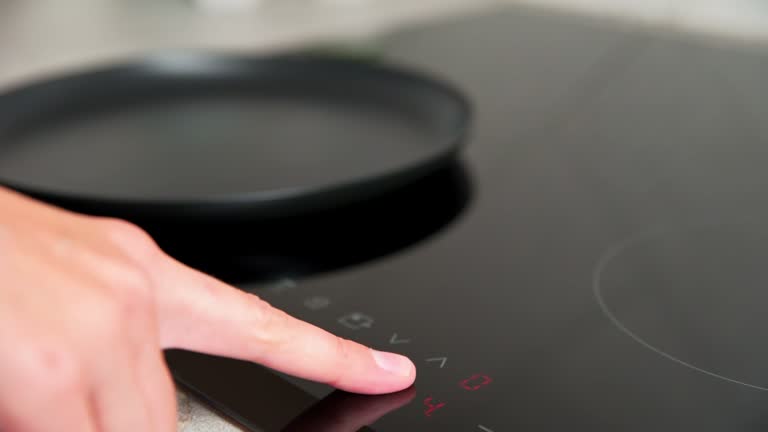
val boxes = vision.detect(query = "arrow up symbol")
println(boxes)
[425,357,447,368]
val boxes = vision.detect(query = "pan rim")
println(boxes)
[0,51,472,221]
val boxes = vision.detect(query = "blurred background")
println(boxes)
[1,1,766,431]
[2,0,768,93]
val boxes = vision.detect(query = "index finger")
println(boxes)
[152,257,416,395]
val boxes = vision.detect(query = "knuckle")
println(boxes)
[94,303,122,333]
[100,217,145,239]
[40,350,81,392]
[14,342,82,392]
[99,218,157,260]
[115,284,153,323]
[325,337,352,387]
[103,289,151,331]
[0,224,13,253]
[333,336,353,364]
[250,297,289,348]
[0,228,22,266]
[74,281,153,340]
[77,294,129,337]
[109,260,154,300]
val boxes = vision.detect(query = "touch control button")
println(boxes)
[423,397,445,417]
[337,313,374,330]
[425,357,447,368]
[267,278,296,294]
[303,296,330,310]
[460,374,492,391]
[389,333,410,344]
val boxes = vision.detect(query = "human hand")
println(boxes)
[0,187,415,431]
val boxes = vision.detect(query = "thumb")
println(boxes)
[151,255,416,395]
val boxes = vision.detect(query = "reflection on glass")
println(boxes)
[282,386,416,432]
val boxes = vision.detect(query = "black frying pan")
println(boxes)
[0,52,471,223]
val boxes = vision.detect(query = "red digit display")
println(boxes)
[460,374,492,391]
[423,397,446,417]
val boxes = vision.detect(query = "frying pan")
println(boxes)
[0,52,471,223]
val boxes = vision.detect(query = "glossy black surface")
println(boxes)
[167,5,768,431]
[0,54,468,223]
[149,161,471,284]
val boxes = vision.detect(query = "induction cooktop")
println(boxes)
[162,5,768,431]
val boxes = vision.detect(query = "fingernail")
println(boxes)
[372,350,414,377]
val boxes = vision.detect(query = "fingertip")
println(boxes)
[343,350,416,395]
[371,350,416,379]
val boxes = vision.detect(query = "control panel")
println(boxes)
[253,278,502,431]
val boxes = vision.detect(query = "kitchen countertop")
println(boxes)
[176,391,245,432]
[2,1,768,431]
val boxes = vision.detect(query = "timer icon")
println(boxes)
[337,312,374,330]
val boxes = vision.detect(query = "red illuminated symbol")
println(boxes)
[423,397,446,417]
[460,374,492,391]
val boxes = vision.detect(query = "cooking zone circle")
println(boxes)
[593,223,768,391]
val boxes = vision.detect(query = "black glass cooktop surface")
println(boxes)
[164,5,768,431]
